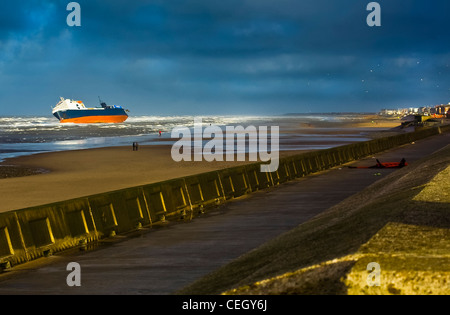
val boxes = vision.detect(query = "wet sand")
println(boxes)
[0,115,402,212]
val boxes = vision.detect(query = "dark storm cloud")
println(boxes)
[0,0,449,115]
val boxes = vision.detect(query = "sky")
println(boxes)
[0,0,449,116]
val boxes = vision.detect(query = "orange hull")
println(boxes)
[60,115,128,124]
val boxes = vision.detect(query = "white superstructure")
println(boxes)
[52,97,89,115]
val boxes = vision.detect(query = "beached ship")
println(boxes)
[52,97,128,123]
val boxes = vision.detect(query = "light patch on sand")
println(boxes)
[413,164,450,203]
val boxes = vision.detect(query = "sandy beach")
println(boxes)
[0,115,403,212]
[0,145,272,212]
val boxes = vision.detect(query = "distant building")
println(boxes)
[418,107,429,115]
[436,105,450,115]
[380,102,450,118]
[379,109,398,116]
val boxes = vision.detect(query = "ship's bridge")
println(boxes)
[52,97,86,113]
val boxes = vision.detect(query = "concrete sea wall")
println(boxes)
[1,125,449,270]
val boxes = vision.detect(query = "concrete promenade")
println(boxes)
[0,131,449,295]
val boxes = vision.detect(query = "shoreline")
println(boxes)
[0,114,403,178]
[0,115,406,212]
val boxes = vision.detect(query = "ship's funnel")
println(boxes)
[98,96,107,108]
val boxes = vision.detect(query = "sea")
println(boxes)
[0,114,378,162]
